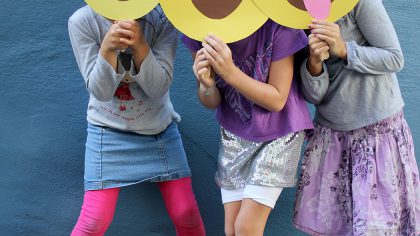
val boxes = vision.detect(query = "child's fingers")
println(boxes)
[195,49,207,62]
[197,67,208,77]
[311,28,338,39]
[115,43,129,51]
[194,52,209,71]
[311,20,337,27]
[110,27,130,41]
[309,36,328,54]
[314,34,335,47]
[207,34,229,51]
[119,38,134,46]
[310,41,328,51]
[202,43,221,63]
[309,23,337,32]
[309,34,323,45]
[116,28,135,38]
[204,36,223,53]
[314,45,330,56]
[109,23,122,33]
[118,21,136,30]
[197,67,209,82]
[194,49,203,61]
[196,48,205,56]
[197,68,214,86]
[202,48,217,67]
[197,60,210,70]
[193,56,207,73]
[196,54,207,63]
[308,33,315,40]
[121,20,137,26]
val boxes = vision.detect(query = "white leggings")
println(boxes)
[221,185,283,209]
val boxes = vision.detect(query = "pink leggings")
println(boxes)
[71,177,205,236]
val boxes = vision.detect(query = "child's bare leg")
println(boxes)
[224,201,242,236]
[234,199,271,236]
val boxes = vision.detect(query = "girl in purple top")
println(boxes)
[183,19,313,236]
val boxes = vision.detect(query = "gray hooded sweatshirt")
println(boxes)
[68,5,180,135]
[300,0,405,131]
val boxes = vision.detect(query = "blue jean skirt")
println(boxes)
[84,122,191,191]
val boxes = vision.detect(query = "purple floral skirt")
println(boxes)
[294,111,420,236]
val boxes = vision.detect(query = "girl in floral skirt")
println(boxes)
[294,0,420,235]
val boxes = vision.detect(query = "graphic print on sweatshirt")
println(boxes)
[114,82,135,111]
[97,79,152,122]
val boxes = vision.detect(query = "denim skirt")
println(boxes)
[84,122,191,190]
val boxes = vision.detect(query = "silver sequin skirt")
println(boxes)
[215,129,305,190]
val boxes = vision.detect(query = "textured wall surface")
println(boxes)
[0,1,418,235]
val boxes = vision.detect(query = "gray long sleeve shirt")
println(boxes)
[300,0,405,131]
[68,6,180,135]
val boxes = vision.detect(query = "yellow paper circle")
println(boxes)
[159,0,268,43]
[84,0,158,20]
[253,0,359,29]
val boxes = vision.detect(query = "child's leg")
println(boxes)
[234,199,271,236]
[221,188,243,236]
[158,177,206,236]
[71,188,120,236]
[228,185,282,236]
[224,202,242,236]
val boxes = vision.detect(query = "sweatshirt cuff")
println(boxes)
[129,47,154,82]
[97,53,125,81]
[344,41,360,70]
[301,58,329,81]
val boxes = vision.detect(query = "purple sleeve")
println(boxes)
[271,25,308,62]
[181,34,202,53]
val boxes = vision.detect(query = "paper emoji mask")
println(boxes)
[253,0,359,29]
[84,0,158,20]
[159,0,268,43]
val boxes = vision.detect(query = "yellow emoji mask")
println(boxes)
[253,0,359,29]
[159,0,268,43]
[84,0,158,20]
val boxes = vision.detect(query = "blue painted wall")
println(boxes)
[0,1,418,235]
